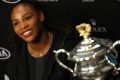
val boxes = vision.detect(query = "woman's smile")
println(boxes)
[22,29,33,37]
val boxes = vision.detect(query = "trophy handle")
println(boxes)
[53,49,74,74]
[107,40,120,65]
[109,40,120,73]
[112,40,120,49]
[109,40,120,58]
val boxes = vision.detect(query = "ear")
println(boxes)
[39,11,44,22]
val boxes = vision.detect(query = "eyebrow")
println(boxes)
[12,11,33,22]
[23,12,32,16]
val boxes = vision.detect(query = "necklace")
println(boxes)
[28,32,53,58]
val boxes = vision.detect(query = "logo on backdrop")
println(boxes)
[0,74,9,80]
[0,47,11,60]
[4,74,9,80]
[89,18,107,32]
[82,0,94,2]
[2,0,21,4]
[36,0,58,2]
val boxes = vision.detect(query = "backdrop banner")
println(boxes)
[0,0,120,79]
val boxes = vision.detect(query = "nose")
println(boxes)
[21,22,28,29]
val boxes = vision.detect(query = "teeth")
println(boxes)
[23,30,32,37]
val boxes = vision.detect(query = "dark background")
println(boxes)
[0,0,120,79]
[0,0,120,41]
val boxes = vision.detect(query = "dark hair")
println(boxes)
[12,1,43,13]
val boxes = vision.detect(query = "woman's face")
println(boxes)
[11,4,44,43]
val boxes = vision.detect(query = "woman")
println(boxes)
[7,1,80,80]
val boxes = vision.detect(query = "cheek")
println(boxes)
[30,18,41,30]
[14,27,21,37]
[30,18,39,26]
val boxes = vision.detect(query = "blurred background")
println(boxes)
[0,0,120,79]
[1,0,120,41]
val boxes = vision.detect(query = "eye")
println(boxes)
[25,15,32,20]
[13,22,18,26]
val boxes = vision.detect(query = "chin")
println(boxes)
[23,37,34,43]
[25,40,33,43]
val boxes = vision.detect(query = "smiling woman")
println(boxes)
[7,1,80,80]
[11,2,44,43]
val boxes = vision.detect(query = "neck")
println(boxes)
[29,30,50,51]
[27,31,53,57]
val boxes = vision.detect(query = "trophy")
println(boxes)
[54,23,120,80]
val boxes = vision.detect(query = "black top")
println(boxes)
[27,32,59,80]
[27,48,52,80]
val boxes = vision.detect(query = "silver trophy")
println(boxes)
[54,23,120,80]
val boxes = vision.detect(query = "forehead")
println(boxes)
[11,4,35,19]
[13,3,34,13]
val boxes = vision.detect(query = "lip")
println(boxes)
[22,29,33,37]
